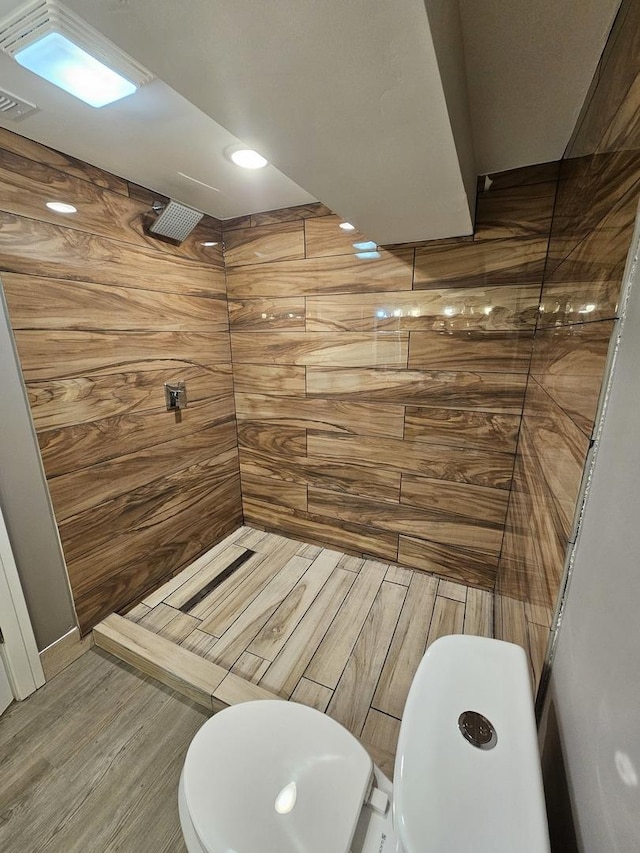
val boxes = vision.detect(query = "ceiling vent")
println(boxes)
[0,87,37,120]
[149,201,204,244]
[0,0,154,87]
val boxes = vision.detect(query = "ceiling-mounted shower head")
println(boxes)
[149,200,203,243]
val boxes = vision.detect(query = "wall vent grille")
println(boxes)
[0,88,37,119]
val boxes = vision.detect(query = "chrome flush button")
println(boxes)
[458,711,497,750]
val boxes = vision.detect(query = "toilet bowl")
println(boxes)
[178,634,550,852]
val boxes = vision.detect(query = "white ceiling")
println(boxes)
[0,0,622,242]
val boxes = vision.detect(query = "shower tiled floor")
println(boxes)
[94,526,493,771]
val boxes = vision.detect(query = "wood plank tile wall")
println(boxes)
[495,0,640,689]
[0,127,242,633]
[225,174,558,592]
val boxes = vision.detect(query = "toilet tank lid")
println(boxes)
[182,700,373,853]
[394,635,550,853]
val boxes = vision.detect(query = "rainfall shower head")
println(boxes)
[148,200,203,243]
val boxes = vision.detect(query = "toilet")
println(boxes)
[178,634,550,852]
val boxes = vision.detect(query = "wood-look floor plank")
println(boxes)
[304,561,388,689]
[163,544,247,609]
[337,554,364,572]
[180,629,220,659]
[231,651,271,684]
[385,564,413,586]
[361,709,402,763]
[197,539,301,631]
[425,596,465,650]
[290,677,333,712]
[248,549,342,660]
[464,588,494,637]
[259,568,356,698]
[0,649,207,853]
[372,572,438,719]
[208,556,313,669]
[438,579,469,602]
[327,581,406,737]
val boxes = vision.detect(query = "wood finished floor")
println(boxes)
[0,648,206,853]
[119,525,494,762]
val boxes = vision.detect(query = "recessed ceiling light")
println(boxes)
[0,0,153,108]
[230,149,268,169]
[46,201,77,213]
[201,241,218,247]
[339,222,355,231]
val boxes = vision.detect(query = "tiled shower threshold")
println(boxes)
[94,525,494,771]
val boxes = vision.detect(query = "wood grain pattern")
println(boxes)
[228,297,305,330]
[13,329,231,381]
[237,422,307,456]
[307,432,514,490]
[408,330,533,373]
[304,214,374,258]
[308,487,504,555]
[3,272,228,332]
[233,363,306,395]
[306,367,526,413]
[232,330,409,367]
[224,221,305,266]
[372,571,437,718]
[327,581,406,736]
[240,447,401,502]
[404,405,520,452]
[400,475,509,524]
[0,212,225,296]
[241,473,308,511]
[235,394,405,438]
[398,536,498,589]
[306,284,540,331]
[414,236,548,288]
[226,248,414,297]
[290,677,333,712]
[474,181,556,240]
[250,202,332,227]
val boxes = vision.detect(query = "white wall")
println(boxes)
[542,209,640,851]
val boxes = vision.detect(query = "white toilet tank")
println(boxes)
[394,635,550,853]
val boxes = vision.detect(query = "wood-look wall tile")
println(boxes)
[538,279,621,326]
[235,394,404,438]
[0,212,224,297]
[306,367,526,413]
[408,330,533,373]
[242,498,399,562]
[232,364,306,396]
[38,394,235,477]
[304,214,374,258]
[226,248,414,298]
[237,422,307,456]
[474,182,556,241]
[306,285,539,332]
[228,297,305,330]
[404,406,520,453]
[12,330,231,381]
[2,273,228,332]
[47,418,238,522]
[530,374,602,437]
[529,320,615,377]
[74,482,241,633]
[414,236,548,288]
[479,161,560,192]
[307,488,504,555]
[397,536,497,589]
[240,448,401,503]
[59,449,240,582]
[26,363,232,431]
[520,405,589,540]
[0,126,129,195]
[400,475,509,525]
[231,331,408,368]
[307,432,514,490]
[224,221,305,267]
[241,473,308,511]
[250,202,333,227]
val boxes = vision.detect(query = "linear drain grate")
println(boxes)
[180,549,256,613]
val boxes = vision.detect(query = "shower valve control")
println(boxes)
[165,381,187,411]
